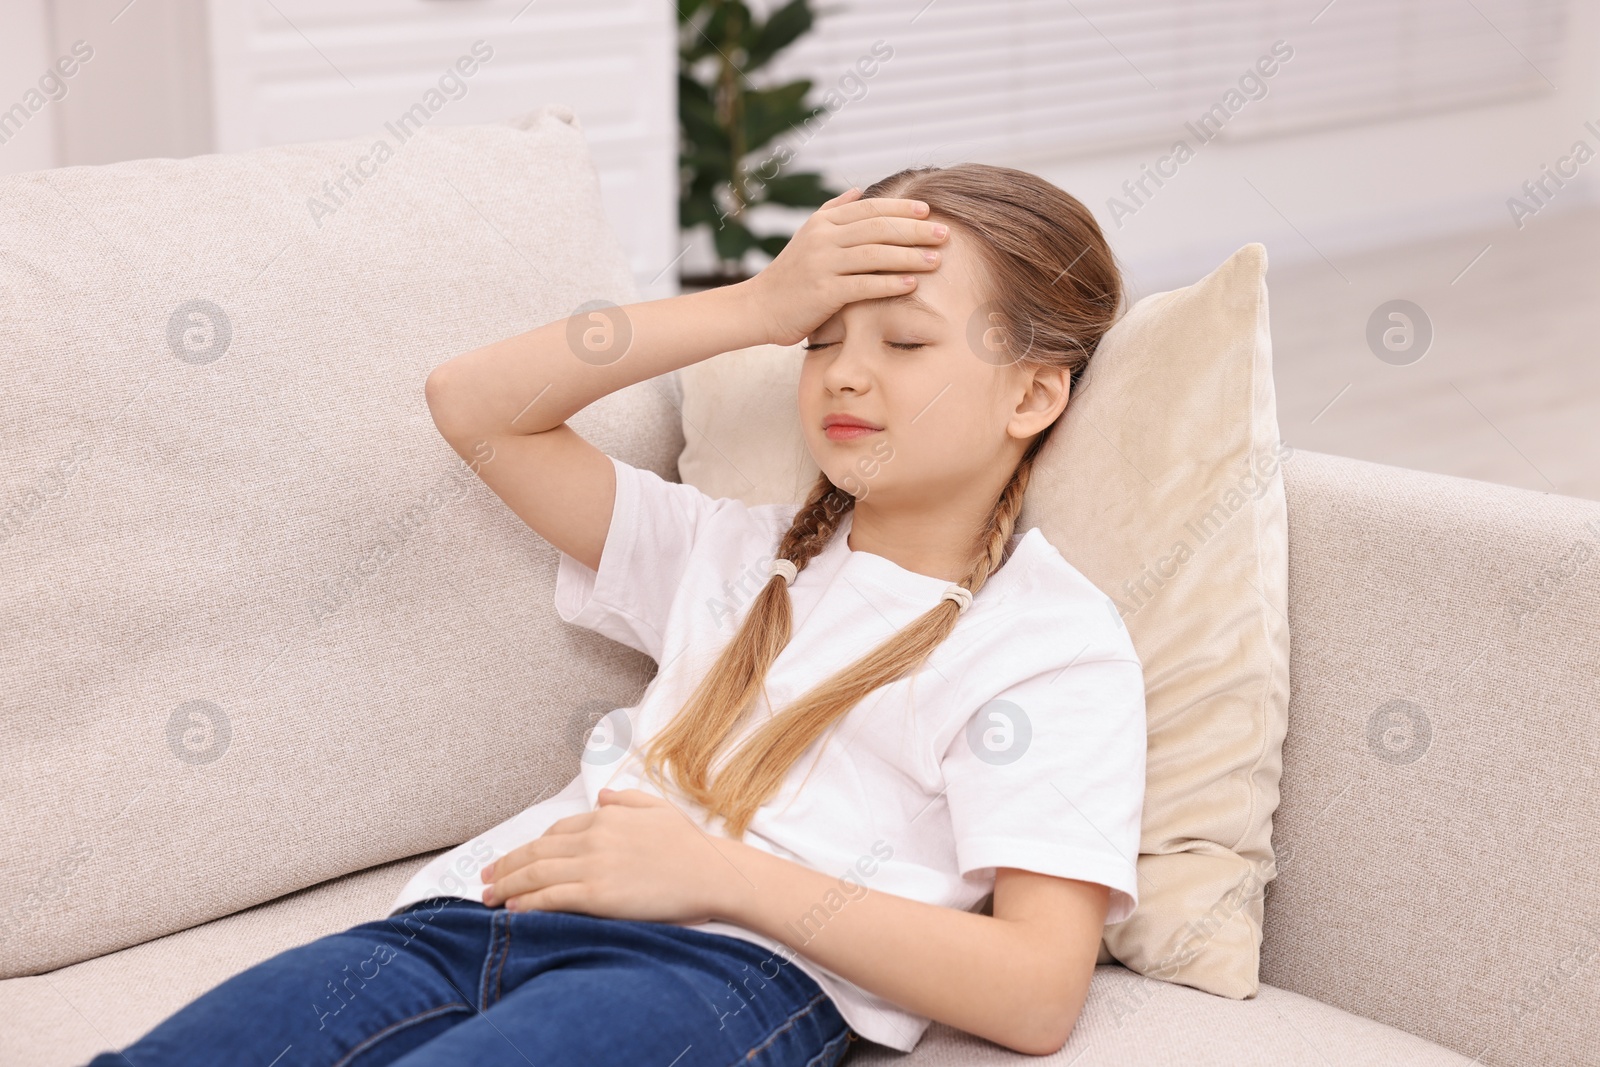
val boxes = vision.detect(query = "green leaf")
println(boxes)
[683,147,731,181]
[753,170,836,208]
[701,1,757,60]
[681,0,752,66]
[741,80,815,151]
[747,0,814,72]
[681,174,735,232]
[676,0,713,24]
[681,167,723,203]
[680,192,720,231]
[712,215,761,263]
[679,70,714,108]
[677,0,717,62]
[755,232,793,258]
[679,79,727,154]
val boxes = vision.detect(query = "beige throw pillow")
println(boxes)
[674,242,1289,999]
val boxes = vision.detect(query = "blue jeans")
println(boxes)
[84,898,855,1067]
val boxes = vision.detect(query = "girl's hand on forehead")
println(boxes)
[744,186,949,348]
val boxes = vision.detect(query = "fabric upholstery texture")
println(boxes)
[1263,450,1600,1067]
[674,244,1292,1000]
[0,105,681,978]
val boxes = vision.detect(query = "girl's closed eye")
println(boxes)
[802,340,926,351]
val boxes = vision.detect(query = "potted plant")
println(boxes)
[678,0,843,289]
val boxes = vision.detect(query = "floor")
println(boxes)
[1136,204,1600,503]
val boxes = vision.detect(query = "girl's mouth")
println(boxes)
[825,425,881,441]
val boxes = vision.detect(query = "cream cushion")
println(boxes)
[674,243,1289,998]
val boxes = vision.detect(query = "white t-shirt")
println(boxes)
[387,454,1147,1052]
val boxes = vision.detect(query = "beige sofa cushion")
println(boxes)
[0,106,681,977]
[0,850,1470,1066]
[675,244,1290,998]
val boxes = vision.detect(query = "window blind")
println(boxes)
[751,0,1569,173]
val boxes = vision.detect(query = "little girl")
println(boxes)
[85,164,1146,1066]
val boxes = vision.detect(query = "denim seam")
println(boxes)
[732,990,831,1065]
[328,1001,471,1067]
[492,908,512,1007]
[478,908,510,1011]
[802,1024,853,1067]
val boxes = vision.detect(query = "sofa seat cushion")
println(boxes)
[851,965,1482,1065]
[3,856,1473,1067]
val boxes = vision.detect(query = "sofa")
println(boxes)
[1,106,1595,1067]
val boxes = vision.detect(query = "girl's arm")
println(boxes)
[420,277,773,573]
[716,837,1108,1056]
[425,280,771,440]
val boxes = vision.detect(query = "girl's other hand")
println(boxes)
[479,787,748,925]
[744,187,949,347]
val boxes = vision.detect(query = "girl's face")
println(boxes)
[798,226,1064,511]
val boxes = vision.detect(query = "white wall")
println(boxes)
[48,0,213,167]
[0,0,211,173]
[0,0,62,174]
[1052,0,1600,296]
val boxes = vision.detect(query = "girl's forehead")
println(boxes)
[875,291,948,323]
[829,267,983,329]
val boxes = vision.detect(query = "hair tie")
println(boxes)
[769,558,798,585]
[941,584,973,614]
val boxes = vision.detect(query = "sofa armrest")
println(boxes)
[1266,449,1600,1067]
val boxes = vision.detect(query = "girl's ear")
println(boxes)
[1012,363,1070,437]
